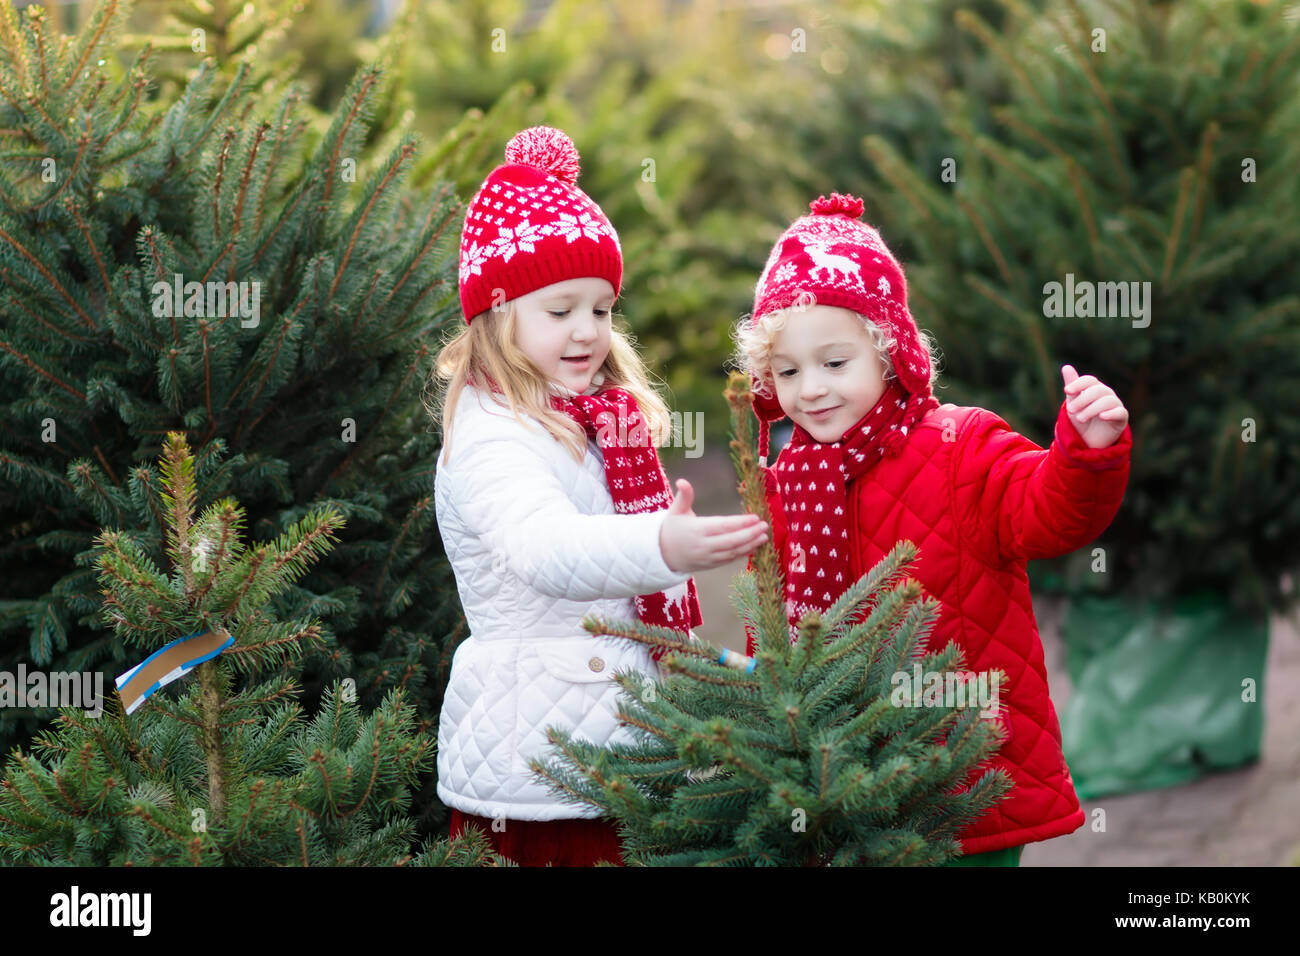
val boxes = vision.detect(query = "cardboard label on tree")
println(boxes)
[115,626,234,715]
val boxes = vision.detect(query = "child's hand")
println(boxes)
[660,478,768,573]
[1061,365,1129,449]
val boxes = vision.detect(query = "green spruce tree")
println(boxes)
[0,431,498,866]
[531,374,1013,866]
[0,0,468,841]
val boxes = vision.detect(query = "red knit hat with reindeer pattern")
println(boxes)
[749,192,936,461]
[458,126,623,323]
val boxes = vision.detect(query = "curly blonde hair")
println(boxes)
[729,306,942,409]
[425,301,673,465]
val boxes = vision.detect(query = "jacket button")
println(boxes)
[588,656,605,672]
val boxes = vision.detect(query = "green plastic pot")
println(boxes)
[1059,590,1268,800]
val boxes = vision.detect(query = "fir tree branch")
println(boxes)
[221,624,324,661]
[93,445,120,486]
[224,547,271,618]
[383,185,458,307]
[319,67,383,211]
[0,337,89,399]
[1056,1,1130,192]
[1260,19,1300,88]
[230,296,311,440]
[197,660,227,826]
[1,286,95,345]
[64,199,122,314]
[28,134,90,213]
[211,125,236,249]
[0,0,27,91]
[862,135,939,225]
[232,778,268,847]
[372,495,431,613]
[1161,167,1194,286]
[657,655,757,688]
[57,0,119,96]
[74,461,124,528]
[614,710,678,746]
[320,356,423,499]
[1062,158,1103,266]
[175,59,251,171]
[953,194,1021,293]
[0,450,74,494]
[51,767,82,815]
[0,222,96,336]
[1188,121,1220,250]
[253,91,305,238]
[955,8,1049,113]
[961,273,1056,413]
[330,141,417,299]
[250,154,313,267]
[228,122,271,277]
[530,730,607,809]
[101,63,157,154]
[130,803,194,850]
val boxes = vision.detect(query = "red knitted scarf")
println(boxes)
[773,378,938,640]
[468,372,701,660]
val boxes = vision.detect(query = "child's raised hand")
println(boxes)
[1061,365,1129,449]
[659,478,769,573]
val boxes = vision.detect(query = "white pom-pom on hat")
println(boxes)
[503,125,581,184]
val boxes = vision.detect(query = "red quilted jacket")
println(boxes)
[746,399,1132,855]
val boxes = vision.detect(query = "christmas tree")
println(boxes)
[0,431,498,866]
[0,0,467,840]
[531,374,1012,866]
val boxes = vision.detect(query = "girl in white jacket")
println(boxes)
[428,126,768,866]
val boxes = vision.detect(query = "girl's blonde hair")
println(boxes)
[729,307,942,408]
[426,300,673,465]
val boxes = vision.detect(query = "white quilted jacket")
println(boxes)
[434,381,695,821]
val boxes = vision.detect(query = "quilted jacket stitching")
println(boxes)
[434,385,691,820]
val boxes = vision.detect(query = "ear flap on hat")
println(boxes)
[750,373,785,423]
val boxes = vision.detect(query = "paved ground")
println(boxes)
[665,445,1300,867]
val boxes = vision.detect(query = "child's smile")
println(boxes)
[770,305,888,441]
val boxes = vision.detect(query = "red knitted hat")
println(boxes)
[457,126,623,323]
[748,192,935,456]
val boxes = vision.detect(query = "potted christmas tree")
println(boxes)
[531,375,1013,865]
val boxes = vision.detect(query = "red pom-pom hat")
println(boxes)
[457,126,623,323]
[748,192,936,459]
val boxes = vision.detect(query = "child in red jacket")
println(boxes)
[732,193,1133,866]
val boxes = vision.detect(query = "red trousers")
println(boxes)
[449,809,626,867]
